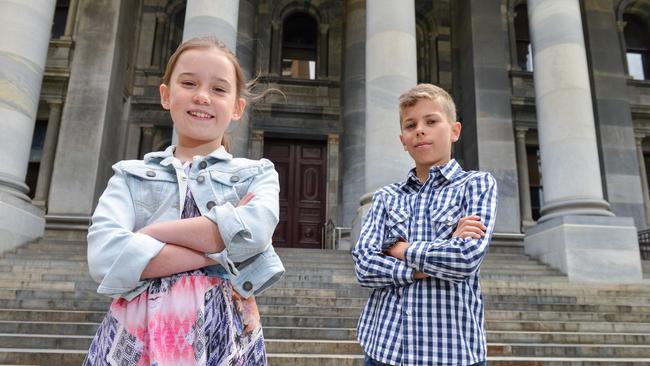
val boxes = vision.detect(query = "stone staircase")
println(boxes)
[0,233,649,365]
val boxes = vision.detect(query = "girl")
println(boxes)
[84,37,284,365]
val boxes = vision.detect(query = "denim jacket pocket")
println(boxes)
[430,206,462,239]
[385,209,409,240]
[122,166,177,215]
[209,166,260,205]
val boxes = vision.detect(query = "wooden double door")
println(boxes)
[264,138,326,249]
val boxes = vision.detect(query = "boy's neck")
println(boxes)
[415,158,451,183]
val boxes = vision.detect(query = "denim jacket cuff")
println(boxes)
[205,251,239,277]
[204,202,252,251]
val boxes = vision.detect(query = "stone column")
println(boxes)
[183,0,240,50]
[151,12,169,69]
[33,101,63,208]
[524,0,641,283]
[364,0,416,192]
[341,0,366,232]
[0,0,55,250]
[454,0,521,233]
[48,0,139,231]
[230,0,256,158]
[515,127,534,228]
[269,20,282,76]
[248,130,264,160]
[318,24,329,79]
[635,134,650,228]
[139,126,155,158]
[582,0,646,228]
[350,0,417,244]
[326,134,340,229]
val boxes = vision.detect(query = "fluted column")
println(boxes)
[364,0,416,193]
[33,101,63,207]
[183,0,240,51]
[62,0,79,39]
[0,0,55,248]
[635,134,650,229]
[528,0,611,220]
[524,0,641,283]
[515,127,534,228]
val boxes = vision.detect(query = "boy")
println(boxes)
[352,84,498,365]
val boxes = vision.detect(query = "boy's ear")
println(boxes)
[231,97,247,120]
[451,121,462,142]
[399,134,407,151]
[159,84,170,110]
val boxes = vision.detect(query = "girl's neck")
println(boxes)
[174,138,222,162]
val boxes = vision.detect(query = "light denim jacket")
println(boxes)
[87,145,285,300]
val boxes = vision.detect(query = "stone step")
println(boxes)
[490,343,650,358]
[261,315,360,329]
[0,333,91,350]
[259,305,363,317]
[485,302,650,314]
[0,309,105,323]
[0,298,111,311]
[264,326,356,340]
[487,330,650,345]
[265,339,361,354]
[486,310,650,323]
[267,354,363,366]
[0,320,98,335]
[0,348,86,365]
[489,357,650,365]
[486,320,650,333]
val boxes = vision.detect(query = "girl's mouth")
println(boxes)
[187,110,214,119]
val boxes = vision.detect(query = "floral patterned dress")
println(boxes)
[84,163,266,366]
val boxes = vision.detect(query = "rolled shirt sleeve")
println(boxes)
[87,162,166,297]
[352,191,416,288]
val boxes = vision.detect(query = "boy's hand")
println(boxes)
[452,215,486,239]
[385,240,409,261]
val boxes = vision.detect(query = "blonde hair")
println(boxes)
[163,37,258,152]
[398,83,457,125]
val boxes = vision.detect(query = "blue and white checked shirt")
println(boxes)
[352,159,498,366]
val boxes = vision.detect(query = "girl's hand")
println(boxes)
[237,192,255,207]
[452,215,487,239]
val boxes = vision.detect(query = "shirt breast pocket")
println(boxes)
[209,166,260,206]
[385,209,410,240]
[430,206,462,240]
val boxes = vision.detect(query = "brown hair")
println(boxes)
[163,37,258,152]
[398,83,457,125]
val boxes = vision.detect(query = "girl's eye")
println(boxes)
[212,87,226,93]
[181,81,195,87]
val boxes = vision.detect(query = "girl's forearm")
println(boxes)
[139,216,225,253]
[141,244,216,279]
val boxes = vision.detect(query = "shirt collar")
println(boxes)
[144,145,233,167]
[400,159,463,191]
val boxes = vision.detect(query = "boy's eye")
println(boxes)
[427,119,436,124]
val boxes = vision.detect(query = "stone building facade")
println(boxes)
[1,0,649,281]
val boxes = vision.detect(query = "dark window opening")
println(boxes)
[624,14,649,80]
[527,145,543,221]
[51,0,69,38]
[26,120,48,199]
[514,3,533,72]
[282,12,317,80]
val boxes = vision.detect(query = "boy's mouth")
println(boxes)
[187,110,214,119]
[414,142,432,148]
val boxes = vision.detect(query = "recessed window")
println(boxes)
[623,14,649,80]
[514,3,533,72]
[281,12,317,80]
[51,0,69,38]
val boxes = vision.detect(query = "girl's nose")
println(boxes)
[193,90,210,105]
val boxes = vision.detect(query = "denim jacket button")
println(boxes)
[146,170,156,177]
[197,175,205,184]
[230,175,240,183]
[206,201,216,210]
[243,281,253,291]
[199,161,207,169]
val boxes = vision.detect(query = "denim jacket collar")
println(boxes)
[144,145,233,167]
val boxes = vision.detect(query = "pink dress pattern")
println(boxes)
[84,163,266,365]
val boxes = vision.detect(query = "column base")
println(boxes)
[524,215,643,283]
[0,191,45,254]
[348,192,374,251]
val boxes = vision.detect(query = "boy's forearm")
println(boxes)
[141,244,215,279]
[139,217,225,253]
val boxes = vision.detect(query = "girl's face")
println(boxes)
[159,47,246,148]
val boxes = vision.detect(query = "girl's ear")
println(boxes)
[160,84,170,110]
[231,97,247,120]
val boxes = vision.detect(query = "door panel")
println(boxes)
[264,138,326,248]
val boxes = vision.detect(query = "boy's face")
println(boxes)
[399,99,461,170]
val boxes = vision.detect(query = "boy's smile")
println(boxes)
[399,99,461,181]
